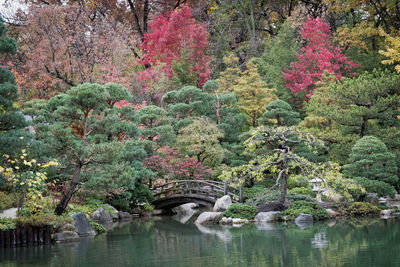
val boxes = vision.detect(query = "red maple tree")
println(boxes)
[143,146,212,182]
[138,5,210,93]
[283,17,358,102]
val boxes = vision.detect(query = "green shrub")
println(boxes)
[0,217,16,230]
[243,185,267,201]
[110,197,130,212]
[245,188,315,206]
[141,202,154,212]
[287,193,315,202]
[347,202,381,217]
[88,219,106,234]
[222,204,258,220]
[15,214,73,231]
[0,192,16,212]
[288,187,316,197]
[280,201,329,221]
[18,196,55,216]
[287,175,310,190]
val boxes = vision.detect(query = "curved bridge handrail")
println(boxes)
[151,179,243,203]
[152,180,225,190]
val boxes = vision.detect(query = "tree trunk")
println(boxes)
[279,162,288,204]
[360,116,368,138]
[279,173,287,204]
[54,165,81,215]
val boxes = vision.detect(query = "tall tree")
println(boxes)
[138,6,210,93]
[29,83,151,214]
[14,4,135,99]
[283,17,357,103]
[176,117,225,168]
[219,57,277,127]
[258,21,301,103]
[307,70,400,139]
[0,17,27,156]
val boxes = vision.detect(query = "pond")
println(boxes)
[1,216,400,267]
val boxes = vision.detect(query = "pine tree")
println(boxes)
[258,100,300,127]
[0,17,28,155]
[343,136,398,197]
[258,22,300,103]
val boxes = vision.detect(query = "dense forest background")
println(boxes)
[1,0,400,215]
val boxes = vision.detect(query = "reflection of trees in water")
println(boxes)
[1,218,400,266]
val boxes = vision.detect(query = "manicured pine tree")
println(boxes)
[343,136,398,197]
[258,100,300,127]
[30,83,152,214]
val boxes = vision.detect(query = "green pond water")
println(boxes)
[1,216,400,267]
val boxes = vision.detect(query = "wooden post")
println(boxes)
[224,181,228,196]
[43,225,51,245]
[239,183,243,203]
[27,226,33,246]
[21,227,26,246]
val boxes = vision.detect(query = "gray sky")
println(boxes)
[0,0,28,22]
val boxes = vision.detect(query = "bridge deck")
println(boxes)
[151,180,243,209]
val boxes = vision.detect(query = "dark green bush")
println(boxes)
[245,188,315,206]
[280,201,329,221]
[288,187,316,197]
[347,202,381,217]
[222,204,258,220]
[243,185,267,201]
[110,197,130,212]
[0,217,16,230]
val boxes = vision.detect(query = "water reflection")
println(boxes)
[1,217,400,267]
[195,223,232,242]
[311,232,328,249]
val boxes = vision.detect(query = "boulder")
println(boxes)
[219,217,233,225]
[0,208,18,219]
[104,204,119,221]
[213,195,232,212]
[62,223,77,232]
[91,207,113,223]
[195,212,222,225]
[172,203,199,215]
[295,213,313,224]
[232,218,249,224]
[254,211,281,223]
[71,212,96,237]
[326,209,337,219]
[54,231,80,242]
[294,213,313,230]
[118,211,132,221]
[172,213,196,224]
[380,209,394,218]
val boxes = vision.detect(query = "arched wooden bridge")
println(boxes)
[151,180,243,209]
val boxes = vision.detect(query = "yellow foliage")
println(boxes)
[218,56,277,127]
[380,32,400,73]
[335,22,382,51]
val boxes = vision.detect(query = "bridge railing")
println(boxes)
[152,180,243,203]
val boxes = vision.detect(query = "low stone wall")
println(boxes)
[0,225,51,248]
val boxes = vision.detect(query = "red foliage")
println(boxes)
[283,17,358,102]
[143,146,212,181]
[138,5,210,93]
